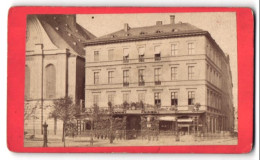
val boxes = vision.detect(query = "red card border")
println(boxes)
[7,7,254,153]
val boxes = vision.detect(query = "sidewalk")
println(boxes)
[24,134,237,147]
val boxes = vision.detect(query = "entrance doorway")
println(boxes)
[126,116,141,139]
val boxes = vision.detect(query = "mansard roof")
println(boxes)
[84,21,207,46]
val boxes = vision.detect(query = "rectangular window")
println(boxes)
[138,93,145,103]
[123,93,129,103]
[188,91,195,105]
[108,71,114,84]
[93,95,99,106]
[123,48,129,63]
[188,42,195,55]
[94,72,99,84]
[123,70,129,86]
[171,92,178,106]
[154,68,161,85]
[108,94,114,106]
[154,92,161,106]
[154,46,161,61]
[94,51,99,62]
[188,66,195,80]
[171,67,177,80]
[207,89,210,106]
[138,69,145,86]
[138,47,145,62]
[171,44,178,56]
[108,49,114,61]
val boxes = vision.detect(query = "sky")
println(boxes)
[76,12,238,115]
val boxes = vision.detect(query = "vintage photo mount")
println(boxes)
[7,7,254,153]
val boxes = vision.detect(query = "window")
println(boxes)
[207,64,209,81]
[108,94,114,106]
[210,67,212,82]
[207,89,210,106]
[108,71,114,84]
[171,92,178,106]
[108,49,114,61]
[138,69,145,86]
[123,93,129,103]
[171,67,177,80]
[94,72,99,84]
[45,64,56,99]
[154,68,161,85]
[138,93,145,103]
[210,91,213,107]
[188,91,195,105]
[25,66,30,99]
[94,51,99,62]
[93,95,99,106]
[154,92,161,106]
[138,47,145,62]
[188,66,195,80]
[171,44,178,56]
[188,42,195,55]
[123,70,129,86]
[123,48,129,63]
[154,46,161,61]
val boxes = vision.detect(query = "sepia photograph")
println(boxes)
[23,12,238,147]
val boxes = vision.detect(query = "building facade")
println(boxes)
[24,15,95,136]
[82,15,234,136]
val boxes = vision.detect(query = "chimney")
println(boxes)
[124,23,130,32]
[156,21,163,25]
[170,15,175,24]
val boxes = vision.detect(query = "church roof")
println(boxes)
[37,15,96,56]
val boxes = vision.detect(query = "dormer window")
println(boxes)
[154,46,161,61]
[156,30,161,33]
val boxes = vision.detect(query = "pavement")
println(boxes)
[24,134,237,147]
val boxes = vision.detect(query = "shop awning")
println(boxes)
[159,116,176,121]
[177,118,193,122]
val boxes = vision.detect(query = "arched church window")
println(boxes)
[45,64,56,99]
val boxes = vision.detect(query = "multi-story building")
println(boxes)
[25,15,95,136]
[82,15,234,136]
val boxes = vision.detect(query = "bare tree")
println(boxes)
[24,101,40,136]
[49,96,76,145]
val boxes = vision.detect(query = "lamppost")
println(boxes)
[35,43,44,135]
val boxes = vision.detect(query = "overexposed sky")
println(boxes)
[77,12,237,110]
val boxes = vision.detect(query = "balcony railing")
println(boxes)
[123,82,129,87]
[154,81,161,85]
[138,81,145,86]
[154,56,161,61]
[123,57,129,63]
[139,57,144,62]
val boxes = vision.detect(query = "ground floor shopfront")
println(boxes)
[75,111,229,140]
